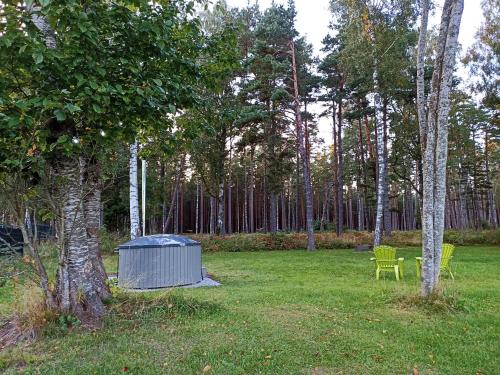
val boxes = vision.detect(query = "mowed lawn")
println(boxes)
[1,246,499,374]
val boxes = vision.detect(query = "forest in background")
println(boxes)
[95,0,499,238]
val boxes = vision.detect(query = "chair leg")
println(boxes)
[416,260,421,279]
[376,268,380,280]
[394,266,400,281]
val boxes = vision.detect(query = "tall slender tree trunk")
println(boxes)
[200,183,204,234]
[382,101,391,237]
[484,132,498,228]
[217,180,225,236]
[165,157,184,233]
[227,138,233,234]
[270,192,278,233]
[195,181,200,234]
[336,88,344,236]
[281,192,287,231]
[417,0,464,296]
[290,39,316,250]
[248,148,255,233]
[129,141,141,239]
[210,196,216,235]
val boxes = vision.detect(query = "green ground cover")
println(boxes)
[1,246,499,374]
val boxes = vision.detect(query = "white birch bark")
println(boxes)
[141,159,147,236]
[370,35,386,247]
[217,180,225,236]
[417,0,464,296]
[129,141,141,239]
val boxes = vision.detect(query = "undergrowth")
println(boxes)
[391,289,470,314]
[107,290,221,323]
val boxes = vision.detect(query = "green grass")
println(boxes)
[1,246,499,374]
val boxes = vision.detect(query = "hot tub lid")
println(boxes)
[118,234,200,249]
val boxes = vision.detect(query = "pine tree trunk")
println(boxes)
[484,132,498,228]
[290,39,316,250]
[200,184,204,234]
[281,192,287,231]
[336,91,344,236]
[195,181,200,234]
[270,192,277,233]
[248,148,255,233]
[227,138,233,234]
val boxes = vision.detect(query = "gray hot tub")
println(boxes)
[117,234,202,289]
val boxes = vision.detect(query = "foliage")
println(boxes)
[189,229,500,252]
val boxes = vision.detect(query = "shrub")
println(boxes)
[189,229,499,253]
[100,228,127,254]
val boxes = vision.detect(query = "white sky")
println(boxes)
[226,0,485,146]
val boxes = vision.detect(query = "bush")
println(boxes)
[99,228,127,254]
[189,229,500,252]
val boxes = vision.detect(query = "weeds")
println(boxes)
[392,289,469,314]
[107,291,221,322]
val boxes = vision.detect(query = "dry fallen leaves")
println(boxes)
[202,364,212,373]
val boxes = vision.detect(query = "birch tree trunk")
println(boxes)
[83,159,111,302]
[368,23,386,247]
[417,0,464,297]
[290,39,316,250]
[55,159,107,325]
[217,180,225,236]
[129,141,141,239]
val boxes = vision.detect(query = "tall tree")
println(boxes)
[416,0,464,296]
[0,0,201,324]
[129,141,141,239]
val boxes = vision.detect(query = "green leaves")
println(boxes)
[33,52,44,64]
[54,109,67,121]
[0,0,203,173]
[92,104,102,114]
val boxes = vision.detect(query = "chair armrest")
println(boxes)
[370,257,376,261]
[398,257,404,262]
[415,257,422,260]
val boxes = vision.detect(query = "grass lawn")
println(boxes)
[1,246,499,374]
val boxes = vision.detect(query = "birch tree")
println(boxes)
[0,0,201,325]
[416,0,464,296]
[129,141,141,239]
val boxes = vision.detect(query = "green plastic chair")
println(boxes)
[370,245,404,280]
[416,243,455,280]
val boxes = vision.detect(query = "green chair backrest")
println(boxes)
[373,246,397,268]
[441,243,455,267]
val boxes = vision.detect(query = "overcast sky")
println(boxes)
[226,0,484,146]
